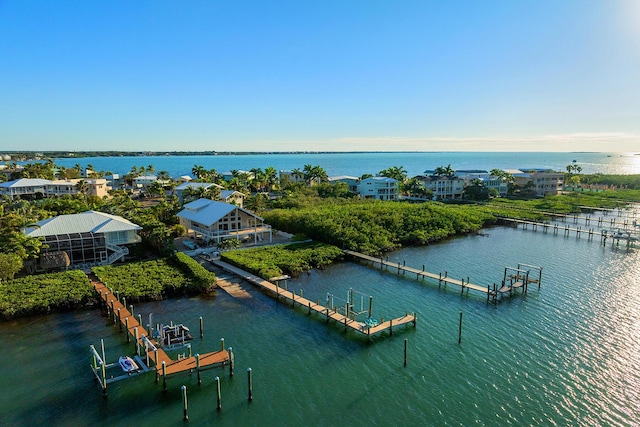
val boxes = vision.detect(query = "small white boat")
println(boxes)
[119,356,139,373]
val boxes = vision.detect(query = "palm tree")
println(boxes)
[379,166,407,182]
[192,165,207,180]
[75,179,90,201]
[263,166,279,192]
[434,164,455,177]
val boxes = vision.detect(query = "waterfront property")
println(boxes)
[344,250,542,304]
[357,176,400,200]
[0,177,108,200]
[211,259,416,338]
[90,275,232,395]
[177,198,272,244]
[23,211,141,272]
[416,175,465,200]
[506,169,565,196]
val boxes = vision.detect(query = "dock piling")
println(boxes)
[199,316,203,339]
[404,338,407,367]
[215,376,222,411]
[458,311,463,344]
[229,347,234,376]
[196,353,201,384]
[247,368,253,401]
[181,385,189,421]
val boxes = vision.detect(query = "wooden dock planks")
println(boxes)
[91,276,229,377]
[344,250,492,295]
[212,259,416,337]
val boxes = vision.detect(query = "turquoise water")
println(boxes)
[2,219,639,426]
[53,151,640,178]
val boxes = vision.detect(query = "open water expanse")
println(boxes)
[53,151,640,177]
[1,218,640,426]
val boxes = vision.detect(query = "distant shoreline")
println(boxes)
[0,150,617,160]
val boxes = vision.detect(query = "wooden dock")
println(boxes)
[497,217,638,248]
[211,260,416,338]
[343,250,499,301]
[89,273,232,394]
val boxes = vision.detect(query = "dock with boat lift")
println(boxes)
[343,250,542,304]
[89,274,232,395]
[211,260,416,339]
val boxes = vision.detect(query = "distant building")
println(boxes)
[416,175,465,200]
[507,169,564,196]
[173,182,225,203]
[177,199,271,244]
[454,170,508,197]
[328,175,360,193]
[0,178,108,200]
[23,211,141,272]
[357,176,399,200]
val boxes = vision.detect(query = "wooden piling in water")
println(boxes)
[215,376,222,410]
[458,311,463,344]
[181,385,188,421]
[247,368,253,401]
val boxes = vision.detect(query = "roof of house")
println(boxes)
[220,190,243,198]
[0,178,51,188]
[361,176,398,183]
[25,211,141,237]
[178,198,262,227]
[328,175,359,181]
[174,182,223,191]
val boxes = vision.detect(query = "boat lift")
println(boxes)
[90,339,150,396]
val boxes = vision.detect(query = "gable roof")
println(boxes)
[174,182,223,191]
[25,211,141,237]
[0,178,51,188]
[178,198,261,227]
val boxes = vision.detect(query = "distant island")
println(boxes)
[0,151,419,161]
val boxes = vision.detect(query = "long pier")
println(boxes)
[90,274,232,394]
[343,250,501,301]
[212,260,416,339]
[497,217,638,248]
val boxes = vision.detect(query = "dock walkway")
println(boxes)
[211,260,416,338]
[343,250,496,300]
[89,273,231,393]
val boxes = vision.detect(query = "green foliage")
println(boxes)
[263,200,495,256]
[173,252,217,292]
[0,253,23,281]
[92,258,193,301]
[221,242,343,278]
[0,270,93,320]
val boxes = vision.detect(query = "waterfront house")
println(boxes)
[23,211,141,272]
[357,176,399,200]
[507,169,564,196]
[177,198,272,245]
[416,175,465,200]
[454,170,508,197]
[0,178,108,200]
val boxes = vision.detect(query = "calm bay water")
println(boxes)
[54,151,640,177]
[3,152,640,425]
[1,218,639,426]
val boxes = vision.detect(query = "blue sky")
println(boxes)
[1,0,639,152]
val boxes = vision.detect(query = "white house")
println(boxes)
[417,176,465,200]
[177,198,272,244]
[454,170,508,197]
[507,169,564,196]
[357,177,399,200]
[0,178,108,200]
[24,211,141,271]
